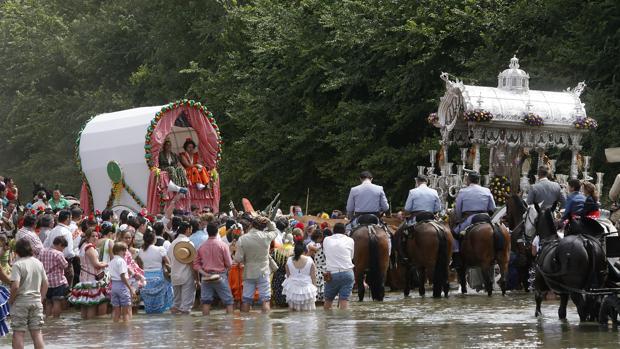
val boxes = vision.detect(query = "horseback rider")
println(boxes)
[453,171,496,237]
[345,171,391,253]
[346,171,389,225]
[526,165,566,210]
[404,175,441,225]
[561,179,586,236]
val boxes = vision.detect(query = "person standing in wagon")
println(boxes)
[179,138,211,191]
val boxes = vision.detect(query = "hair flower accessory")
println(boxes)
[293,235,304,243]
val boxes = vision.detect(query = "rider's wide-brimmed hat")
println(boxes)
[173,241,196,264]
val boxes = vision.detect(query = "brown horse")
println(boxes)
[451,213,511,296]
[351,224,391,301]
[504,194,534,291]
[395,221,453,298]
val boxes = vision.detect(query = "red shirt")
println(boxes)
[39,248,68,288]
[193,237,232,273]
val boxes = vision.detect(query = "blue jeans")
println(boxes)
[201,273,234,306]
[324,270,354,301]
[242,273,271,305]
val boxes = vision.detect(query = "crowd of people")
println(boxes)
[0,179,357,348]
[0,165,607,348]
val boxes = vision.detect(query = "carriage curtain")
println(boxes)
[145,105,221,213]
[149,106,219,169]
[79,181,91,215]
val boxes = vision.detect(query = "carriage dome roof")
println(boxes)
[438,56,588,130]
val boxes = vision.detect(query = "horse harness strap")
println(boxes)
[536,234,604,295]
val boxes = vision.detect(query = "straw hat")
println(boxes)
[173,241,196,264]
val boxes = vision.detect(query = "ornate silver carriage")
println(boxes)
[427,56,600,208]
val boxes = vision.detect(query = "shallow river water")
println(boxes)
[2,292,619,348]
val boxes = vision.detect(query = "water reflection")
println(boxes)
[3,292,620,348]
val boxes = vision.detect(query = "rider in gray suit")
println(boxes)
[346,171,391,253]
[346,171,389,220]
[526,166,566,210]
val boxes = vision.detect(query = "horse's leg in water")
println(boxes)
[417,267,426,297]
[443,278,450,298]
[534,271,546,317]
[481,265,493,297]
[558,293,569,320]
[570,292,586,321]
[455,253,467,294]
[356,270,365,302]
[458,265,467,294]
[402,265,411,298]
[535,289,544,317]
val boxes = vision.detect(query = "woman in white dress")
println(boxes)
[282,238,317,311]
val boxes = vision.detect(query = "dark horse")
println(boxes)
[394,220,453,298]
[351,224,391,301]
[451,213,511,296]
[532,204,607,320]
[505,194,534,291]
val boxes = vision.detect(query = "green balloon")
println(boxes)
[107,161,123,183]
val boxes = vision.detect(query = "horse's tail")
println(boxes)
[432,225,449,290]
[492,223,506,253]
[367,226,384,300]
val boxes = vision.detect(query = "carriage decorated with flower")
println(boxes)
[76,99,222,215]
[427,56,601,208]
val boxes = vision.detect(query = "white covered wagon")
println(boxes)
[76,99,222,214]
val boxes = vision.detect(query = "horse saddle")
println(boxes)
[458,214,492,238]
[471,213,491,225]
[405,219,444,239]
[357,214,380,226]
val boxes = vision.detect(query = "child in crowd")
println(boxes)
[282,237,317,311]
[39,236,69,318]
[10,239,48,349]
[109,242,135,322]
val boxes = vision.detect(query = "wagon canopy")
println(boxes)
[435,56,590,180]
[77,100,222,214]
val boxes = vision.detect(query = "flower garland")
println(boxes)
[463,109,493,122]
[573,116,598,130]
[522,113,544,127]
[489,176,511,206]
[105,178,145,210]
[427,112,439,125]
[144,99,223,169]
[75,117,95,211]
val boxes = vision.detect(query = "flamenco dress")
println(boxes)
[0,285,9,336]
[282,257,317,311]
[180,152,210,186]
[68,244,108,306]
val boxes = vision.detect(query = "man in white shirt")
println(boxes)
[44,210,75,285]
[322,223,355,310]
[167,221,198,314]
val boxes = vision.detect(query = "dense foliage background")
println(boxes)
[0,0,618,211]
